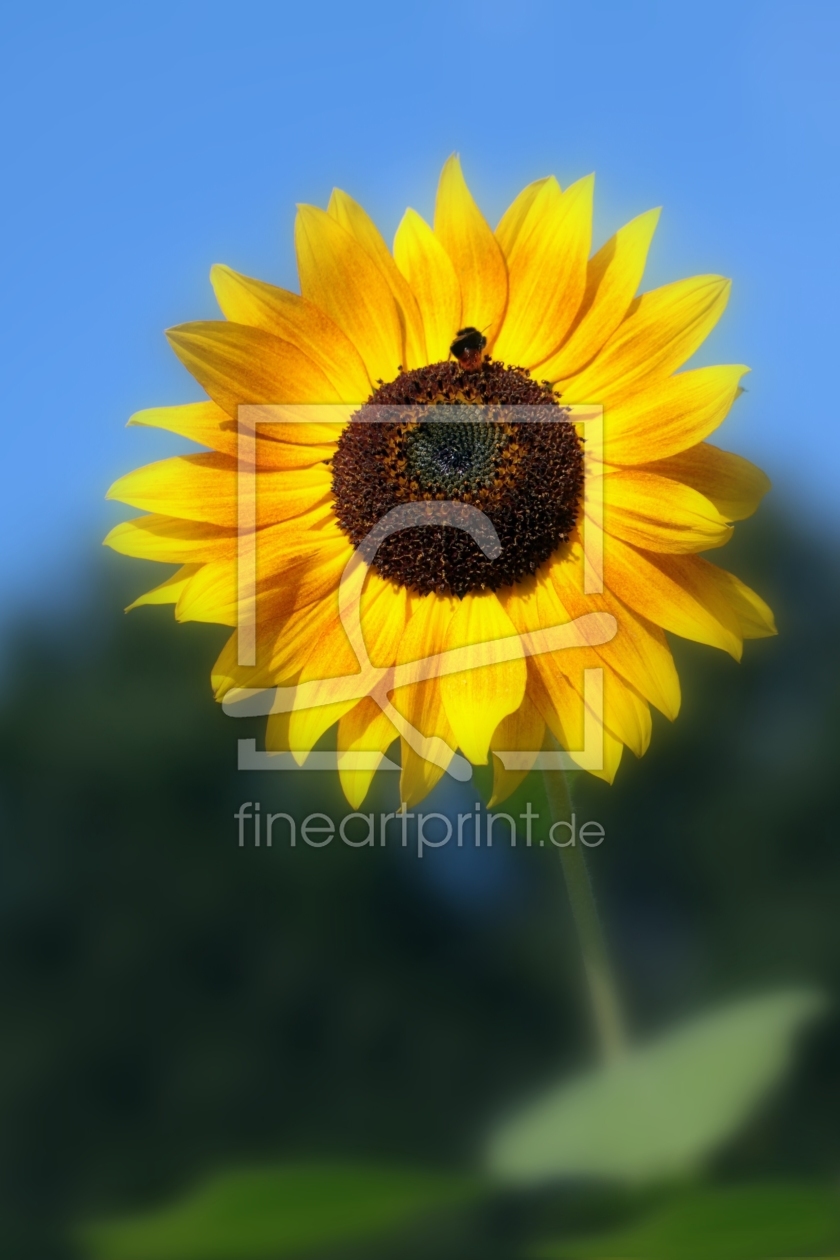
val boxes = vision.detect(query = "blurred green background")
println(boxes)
[1,506,838,1257]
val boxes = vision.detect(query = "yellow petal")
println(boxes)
[527,663,583,750]
[495,178,550,258]
[246,502,343,559]
[675,557,777,640]
[393,593,458,807]
[182,531,347,630]
[126,564,199,611]
[166,322,341,416]
[488,693,545,806]
[237,411,348,448]
[211,553,345,691]
[393,207,462,364]
[128,401,237,455]
[558,275,731,402]
[642,443,771,521]
[262,596,340,688]
[210,265,371,401]
[546,546,681,720]
[498,566,585,684]
[592,726,624,783]
[499,566,584,667]
[434,154,508,342]
[538,208,660,380]
[327,188,427,369]
[493,174,594,368]
[396,589,457,668]
[104,514,236,563]
[128,400,336,469]
[288,622,358,757]
[439,591,527,765]
[600,467,733,552]
[265,710,291,753]
[176,534,350,626]
[210,595,334,700]
[177,539,328,629]
[337,698,399,810]
[360,571,411,668]
[602,668,651,758]
[295,204,403,383]
[250,440,338,470]
[501,570,650,759]
[543,654,650,759]
[527,662,624,784]
[288,570,409,760]
[604,365,749,465]
[107,453,331,527]
[287,635,356,757]
[399,735,453,810]
[603,532,745,658]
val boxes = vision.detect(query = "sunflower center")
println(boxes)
[330,356,584,597]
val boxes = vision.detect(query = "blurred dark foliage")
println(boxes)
[0,509,838,1258]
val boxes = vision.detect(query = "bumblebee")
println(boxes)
[449,325,487,371]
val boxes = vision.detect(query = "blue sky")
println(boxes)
[1,0,838,616]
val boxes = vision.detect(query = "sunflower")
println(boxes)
[105,156,775,809]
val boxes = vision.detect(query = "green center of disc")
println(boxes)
[403,411,510,497]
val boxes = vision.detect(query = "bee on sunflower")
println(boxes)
[105,155,775,813]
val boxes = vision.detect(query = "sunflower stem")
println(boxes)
[542,750,625,1065]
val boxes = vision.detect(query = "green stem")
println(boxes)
[542,752,626,1065]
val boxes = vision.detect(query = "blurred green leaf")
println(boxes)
[79,1161,482,1259]
[487,989,825,1185]
[533,1182,840,1258]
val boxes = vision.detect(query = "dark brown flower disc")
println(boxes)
[330,358,584,597]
